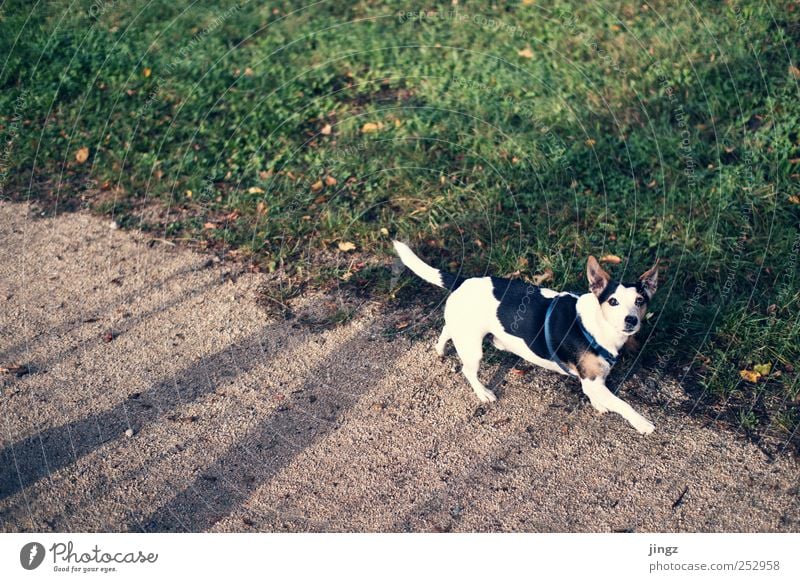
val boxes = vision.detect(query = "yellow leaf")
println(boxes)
[753,362,772,376]
[256,201,268,215]
[143,67,151,78]
[380,227,389,236]
[599,254,622,264]
[788,195,800,205]
[248,186,265,194]
[244,67,254,77]
[75,147,89,163]
[361,122,381,133]
[338,241,356,252]
[517,47,534,59]
[321,123,332,135]
[585,138,597,147]
[310,180,324,192]
[739,369,761,383]
[185,190,193,198]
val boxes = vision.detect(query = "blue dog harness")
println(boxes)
[543,297,618,376]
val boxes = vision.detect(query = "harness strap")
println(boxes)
[544,297,618,374]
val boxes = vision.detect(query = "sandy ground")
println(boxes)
[0,201,798,532]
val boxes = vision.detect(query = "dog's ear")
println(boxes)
[586,256,610,297]
[639,258,659,298]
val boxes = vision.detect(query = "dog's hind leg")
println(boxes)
[435,325,451,357]
[452,333,497,403]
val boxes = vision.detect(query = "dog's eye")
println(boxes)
[635,297,645,306]
[608,297,619,306]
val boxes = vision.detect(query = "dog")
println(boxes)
[393,241,659,434]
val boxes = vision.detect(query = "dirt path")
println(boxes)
[0,201,797,532]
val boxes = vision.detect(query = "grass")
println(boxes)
[1,0,799,450]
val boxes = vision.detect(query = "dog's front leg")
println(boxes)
[580,377,654,435]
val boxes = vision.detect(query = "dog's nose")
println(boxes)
[625,315,639,327]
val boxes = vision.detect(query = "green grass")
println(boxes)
[1,0,799,449]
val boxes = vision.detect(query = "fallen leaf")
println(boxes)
[532,268,554,285]
[361,122,381,133]
[203,222,217,230]
[753,362,772,376]
[585,138,597,147]
[244,67,254,77]
[101,331,115,343]
[739,369,761,383]
[143,67,151,78]
[788,195,800,204]
[380,227,389,236]
[337,241,356,252]
[310,180,324,192]
[185,190,193,198]
[321,124,332,135]
[75,147,89,163]
[394,320,409,330]
[599,254,622,264]
[394,118,402,128]
[511,368,528,376]
[256,201,268,215]
[324,175,337,186]
[248,186,265,194]
[0,364,29,376]
[790,65,800,79]
[518,47,534,59]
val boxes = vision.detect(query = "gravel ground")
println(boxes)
[1,201,798,532]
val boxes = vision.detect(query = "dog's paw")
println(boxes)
[632,418,655,435]
[475,388,497,403]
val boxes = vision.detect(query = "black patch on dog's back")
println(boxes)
[491,278,586,362]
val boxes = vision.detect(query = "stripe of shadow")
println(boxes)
[0,263,222,371]
[0,326,277,502]
[134,334,391,532]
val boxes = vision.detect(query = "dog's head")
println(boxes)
[586,256,659,336]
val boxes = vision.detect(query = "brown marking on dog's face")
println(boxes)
[577,350,611,381]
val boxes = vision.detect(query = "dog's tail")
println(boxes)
[392,240,465,291]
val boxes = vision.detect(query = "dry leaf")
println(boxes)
[143,67,151,78]
[310,180,324,192]
[788,195,800,205]
[321,124,332,135]
[517,47,534,59]
[361,122,381,133]
[585,138,597,147]
[532,268,554,285]
[753,362,772,376]
[256,201,268,215]
[185,190,193,198]
[337,241,356,252]
[739,369,761,383]
[248,186,265,194]
[203,222,217,230]
[790,65,800,79]
[75,147,89,163]
[380,227,389,236]
[599,254,622,264]
[324,175,337,186]
[244,67,254,77]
